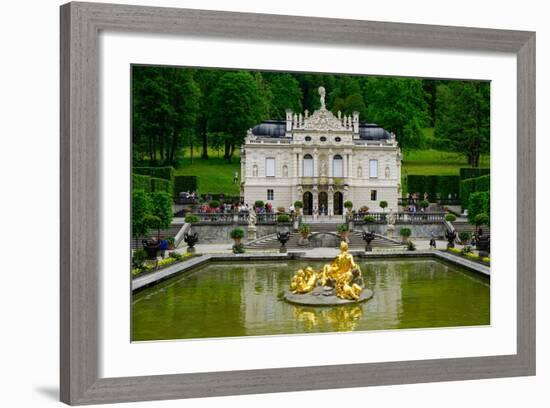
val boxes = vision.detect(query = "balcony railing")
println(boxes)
[184,212,292,225]
[300,177,346,186]
[352,211,447,223]
[398,197,462,206]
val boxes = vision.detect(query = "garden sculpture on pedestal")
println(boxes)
[247,207,257,241]
[386,208,396,238]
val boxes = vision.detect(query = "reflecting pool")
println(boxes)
[132,258,490,341]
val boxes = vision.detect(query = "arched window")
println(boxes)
[303,154,313,177]
[333,155,343,177]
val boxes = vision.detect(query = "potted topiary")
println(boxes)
[343,200,353,222]
[230,227,244,245]
[166,236,175,250]
[298,223,311,245]
[277,214,291,224]
[184,214,200,224]
[293,200,304,229]
[209,200,220,210]
[458,231,471,245]
[399,227,412,243]
[379,200,388,212]
[363,215,375,223]
[337,223,349,242]
[474,213,490,227]
[444,213,456,222]
[254,200,265,210]
[419,200,429,211]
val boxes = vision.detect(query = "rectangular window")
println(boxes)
[267,189,274,200]
[371,190,377,201]
[265,158,275,177]
[333,157,343,177]
[369,159,378,178]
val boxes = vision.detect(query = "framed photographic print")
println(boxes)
[60,1,535,405]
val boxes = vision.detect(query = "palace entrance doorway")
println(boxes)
[318,192,328,215]
[303,192,313,215]
[333,192,343,215]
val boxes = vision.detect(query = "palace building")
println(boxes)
[240,87,402,216]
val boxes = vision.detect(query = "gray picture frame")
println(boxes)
[60,2,536,405]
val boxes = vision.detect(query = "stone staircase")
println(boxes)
[245,222,406,251]
[451,219,491,236]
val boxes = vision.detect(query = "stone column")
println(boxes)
[348,153,353,183]
[328,153,333,178]
[328,186,334,218]
[343,154,348,178]
[312,189,319,221]
[313,149,319,178]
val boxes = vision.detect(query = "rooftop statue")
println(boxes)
[319,86,326,109]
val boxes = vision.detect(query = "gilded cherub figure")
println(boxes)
[289,241,365,300]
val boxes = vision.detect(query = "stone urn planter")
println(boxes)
[141,239,160,260]
[277,231,290,253]
[361,230,375,252]
[445,230,457,249]
[184,232,198,253]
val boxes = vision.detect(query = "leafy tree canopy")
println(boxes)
[435,81,490,167]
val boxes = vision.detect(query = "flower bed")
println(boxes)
[446,247,490,266]
[132,251,199,277]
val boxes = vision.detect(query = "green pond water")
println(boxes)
[132,258,490,341]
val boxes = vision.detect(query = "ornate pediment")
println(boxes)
[302,107,348,131]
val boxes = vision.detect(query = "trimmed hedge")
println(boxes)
[132,174,152,192]
[150,177,173,194]
[174,175,198,195]
[460,174,490,205]
[406,175,460,199]
[133,166,174,181]
[467,191,490,225]
[132,174,173,195]
[459,168,490,180]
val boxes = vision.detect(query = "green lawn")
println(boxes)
[402,149,490,176]
[175,156,241,196]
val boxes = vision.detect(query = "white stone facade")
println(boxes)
[241,87,402,216]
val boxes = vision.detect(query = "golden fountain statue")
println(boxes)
[285,241,372,305]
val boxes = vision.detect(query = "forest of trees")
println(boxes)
[132,66,490,166]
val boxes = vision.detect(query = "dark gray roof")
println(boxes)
[251,120,286,138]
[358,124,392,140]
[251,119,391,140]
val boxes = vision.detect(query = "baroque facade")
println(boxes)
[241,87,402,216]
